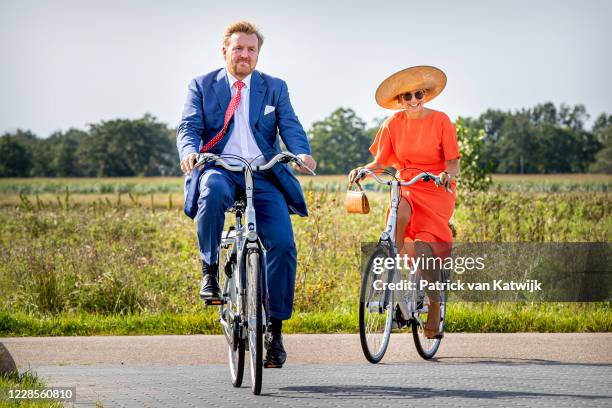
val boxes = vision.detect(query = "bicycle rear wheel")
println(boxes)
[218,240,244,387]
[246,249,263,395]
[359,243,395,363]
[412,269,448,359]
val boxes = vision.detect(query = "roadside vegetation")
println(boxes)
[0,369,62,408]
[0,176,609,335]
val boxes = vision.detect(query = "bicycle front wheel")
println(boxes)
[246,249,263,395]
[359,243,394,364]
[218,242,244,387]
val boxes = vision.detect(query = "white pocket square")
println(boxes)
[264,105,275,115]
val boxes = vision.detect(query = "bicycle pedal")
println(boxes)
[203,298,225,306]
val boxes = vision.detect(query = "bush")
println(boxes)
[455,118,493,192]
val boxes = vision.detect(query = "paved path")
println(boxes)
[1,334,611,407]
[3,333,612,365]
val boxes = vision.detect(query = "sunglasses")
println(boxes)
[400,90,425,102]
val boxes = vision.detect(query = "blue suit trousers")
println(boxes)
[194,166,297,320]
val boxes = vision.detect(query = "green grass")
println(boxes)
[490,174,612,193]
[0,303,609,336]
[0,177,182,195]
[0,369,62,408]
[0,174,610,194]
[0,176,610,335]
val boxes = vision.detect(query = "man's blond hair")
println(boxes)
[223,21,264,50]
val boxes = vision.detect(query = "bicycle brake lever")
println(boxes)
[195,156,208,168]
[195,153,216,168]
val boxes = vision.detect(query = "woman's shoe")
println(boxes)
[423,301,441,339]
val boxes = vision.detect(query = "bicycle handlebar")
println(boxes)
[195,152,317,176]
[356,168,451,192]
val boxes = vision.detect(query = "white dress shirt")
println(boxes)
[223,71,266,166]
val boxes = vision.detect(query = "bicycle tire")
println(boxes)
[218,241,244,387]
[411,268,448,359]
[228,333,245,387]
[359,243,394,364]
[246,249,263,395]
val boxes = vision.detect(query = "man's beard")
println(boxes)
[234,60,253,75]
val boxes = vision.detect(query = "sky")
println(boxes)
[0,0,610,137]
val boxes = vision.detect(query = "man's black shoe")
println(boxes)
[199,274,221,300]
[263,332,286,368]
[199,263,220,300]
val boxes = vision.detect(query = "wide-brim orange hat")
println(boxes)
[375,65,447,110]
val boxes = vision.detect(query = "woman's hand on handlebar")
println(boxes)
[437,171,452,190]
[348,166,366,188]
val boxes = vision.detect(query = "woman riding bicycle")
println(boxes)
[348,65,461,339]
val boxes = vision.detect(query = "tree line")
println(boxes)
[463,103,609,174]
[308,103,610,175]
[0,103,610,177]
[0,114,178,177]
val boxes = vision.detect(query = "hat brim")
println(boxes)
[375,65,447,110]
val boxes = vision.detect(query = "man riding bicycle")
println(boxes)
[176,20,316,368]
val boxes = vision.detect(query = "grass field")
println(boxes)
[0,369,62,408]
[0,174,610,335]
[0,304,610,336]
[0,173,610,195]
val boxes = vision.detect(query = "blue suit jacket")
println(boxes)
[177,68,311,218]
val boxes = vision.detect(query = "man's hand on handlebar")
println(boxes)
[180,152,198,174]
[291,154,317,174]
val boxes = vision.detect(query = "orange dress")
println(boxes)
[369,110,460,244]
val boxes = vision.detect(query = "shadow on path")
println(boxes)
[273,385,611,401]
[430,356,612,367]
